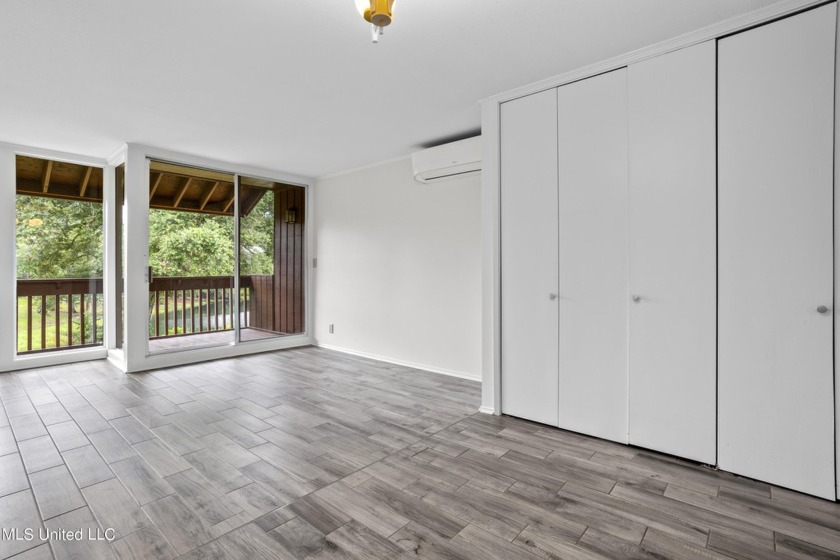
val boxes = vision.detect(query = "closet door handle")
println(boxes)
[817,305,829,314]
[632,295,641,303]
[549,293,558,301]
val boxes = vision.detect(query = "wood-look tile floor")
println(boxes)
[1,347,839,560]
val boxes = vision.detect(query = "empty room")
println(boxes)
[0,1,839,559]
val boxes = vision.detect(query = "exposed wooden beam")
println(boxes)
[199,182,219,211]
[16,179,104,202]
[149,161,233,183]
[173,178,192,208]
[41,160,53,193]
[223,194,235,213]
[79,167,93,198]
[149,172,163,200]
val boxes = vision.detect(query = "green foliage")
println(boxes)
[16,189,277,281]
[149,210,235,277]
[239,190,274,275]
[16,196,103,279]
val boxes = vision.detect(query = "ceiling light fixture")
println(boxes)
[355,0,395,43]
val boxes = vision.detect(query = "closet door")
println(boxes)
[558,69,628,442]
[718,4,836,499]
[627,42,717,463]
[500,89,559,425]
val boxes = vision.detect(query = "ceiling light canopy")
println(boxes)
[355,0,395,43]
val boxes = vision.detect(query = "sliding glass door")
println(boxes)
[147,161,236,353]
[144,161,307,355]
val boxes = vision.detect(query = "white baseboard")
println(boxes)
[478,405,497,415]
[315,343,481,383]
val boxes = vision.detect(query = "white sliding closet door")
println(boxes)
[558,69,629,443]
[500,89,559,425]
[627,42,717,463]
[718,4,836,499]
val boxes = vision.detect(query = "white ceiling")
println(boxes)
[0,0,778,178]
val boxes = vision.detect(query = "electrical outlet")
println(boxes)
[329,324,334,334]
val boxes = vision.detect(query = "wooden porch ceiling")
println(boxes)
[16,155,103,202]
[15,156,302,217]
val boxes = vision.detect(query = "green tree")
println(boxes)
[239,190,275,275]
[149,210,234,277]
[16,195,103,279]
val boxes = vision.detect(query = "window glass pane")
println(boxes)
[15,155,104,353]
[238,177,306,341]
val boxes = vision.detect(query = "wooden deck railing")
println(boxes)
[17,278,104,353]
[149,276,253,339]
[17,275,270,354]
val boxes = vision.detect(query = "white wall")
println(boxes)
[314,156,481,381]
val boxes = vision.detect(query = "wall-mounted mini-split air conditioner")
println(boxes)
[411,135,482,184]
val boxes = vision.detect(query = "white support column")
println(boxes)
[480,99,502,415]
[123,144,150,372]
[0,146,16,372]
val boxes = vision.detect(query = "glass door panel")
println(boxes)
[238,176,305,341]
[147,160,235,353]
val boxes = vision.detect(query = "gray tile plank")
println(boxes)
[29,464,87,520]
[315,481,411,538]
[45,506,116,560]
[0,490,45,558]
[46,420,89,452]
[132,439,191,477]
[10,543,54,560]
[82,478,151,539]
[182,448,252,493]
[109,415,156,445]
[707,531,795,560]
[61,444,115,488]
[356,478,467,539]
[88,429,137,464]
[267,516,353,560]
[640,528,730,560]
[10,413,49,441]
[239,460,318,503]
[0,425,19,456]
[217,523,296,560]
[0,452,30,497]
[328,519,412,559]
[227,482,284,518]
[110,456,175,506]
[67,405,112,435]
[110,525,178,560]
[164,468,242,526]
[513,523,611,560]
[149,423,204,455]
[287,493,351,535]
[18,435,63,474]
[196,432,259,468]
[579,527,669,560]
[774,532,840,560]
[141,494,214,556]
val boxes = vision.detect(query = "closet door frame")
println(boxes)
[480,0,839,500]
